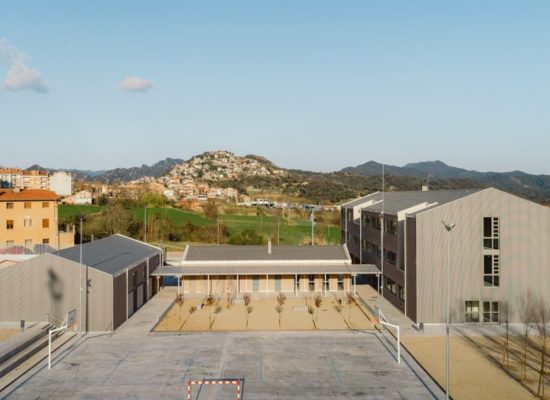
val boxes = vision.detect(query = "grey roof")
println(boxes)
[341,192,379,208]
[344,189,482,215]
[55,234,162,276]
[152,263,379,276]
[185,245,349,262]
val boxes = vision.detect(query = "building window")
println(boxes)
[337,274,344,291]
[483,217,499,250]
[24,202,31,209]
[465,301,480,322]
[483,301,499,323]
[483,255,500,287]
[6,240,14,245]
[132,271,137,286]
[24,217,32,228]
[6,202,14,209]
[398,285,405,302]
[42,218,50,228]
[296,275,301,291]
[384,219,397,235]
[253,275,259,292]
[308,274,315,291]
[42,238,50,244]
[384,249,397,265]
[385,277,396,295]
[42,202,50,208]
[25,239,32,246]
[370,216,381,230]
[6,220,14,229]
[366,242,380,257]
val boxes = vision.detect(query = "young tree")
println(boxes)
[179,305,197,330]
[246,306,253,329]
[243,293,252,328]
[277,292,286,307]
[308,305,316,329]
[534,297,549,398]
[347,292,355,327]
[520,292,535,382]
[501,300,512,367]
[314,294,323,325]
[202,199,218,220]
[175,293,184,321]
[275,305,283,329]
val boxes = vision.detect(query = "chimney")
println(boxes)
[268,240,272,255]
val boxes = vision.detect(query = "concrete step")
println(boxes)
[0,322,50,366]
[0,325,62,378]
[0,331,76,392]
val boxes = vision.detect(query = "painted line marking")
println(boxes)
[327,351,342,383]
[181,349,198,383]
[259,350,263,384]
[101,351,131,386]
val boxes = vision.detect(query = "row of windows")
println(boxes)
[362,215,397,235]
[5,219,50,229]
[483,217,500,287]
[5,202,50,209]
[384,277,405,301]
[465,300,499,323]
[5,239,50,245]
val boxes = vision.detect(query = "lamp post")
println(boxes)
[79,216,84,335]
[442,220,456,400]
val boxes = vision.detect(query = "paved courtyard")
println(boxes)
[1,289,445,400]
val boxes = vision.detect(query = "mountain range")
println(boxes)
[25,154,550,203]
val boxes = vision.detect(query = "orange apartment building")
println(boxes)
[0,168,49,190]
[0,189,74,249]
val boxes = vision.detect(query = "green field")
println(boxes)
[128,207,212,226]
[58,205,340,244]
[58,205,103,219]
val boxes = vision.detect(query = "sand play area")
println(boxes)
[402,335,548,400]
[154,293,376,332]
[0,328,19,343]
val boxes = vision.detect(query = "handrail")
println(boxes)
[46,312,66,328]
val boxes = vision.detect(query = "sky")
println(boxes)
[0,1,549,174]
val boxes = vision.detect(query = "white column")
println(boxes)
[295,274,297,296]
[324,273,327,296]
[237,274,240,294]
[353,274,357,296]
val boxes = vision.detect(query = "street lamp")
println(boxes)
[79,216,85,335]
[442,220,456,400]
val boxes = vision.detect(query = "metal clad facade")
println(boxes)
[416,188,550,323]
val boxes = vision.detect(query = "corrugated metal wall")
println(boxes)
[416,188,550,323]
[0,253,84,327]
[0,253,115,331]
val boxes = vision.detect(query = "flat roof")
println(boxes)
[152,263,379,276]
[185,245,349,262]
[55,234,162,275]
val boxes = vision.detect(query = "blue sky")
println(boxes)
[1,1,549,174]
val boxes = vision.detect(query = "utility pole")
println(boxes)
[277,217,280,245]
[217,210,220,245]
[144,206,147,243]
[310,210,315,246]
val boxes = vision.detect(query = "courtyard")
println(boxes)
[154,293,376,332]
[0,288,445,400]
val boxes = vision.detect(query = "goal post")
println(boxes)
[186,379,241,400]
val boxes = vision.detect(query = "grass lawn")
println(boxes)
[128,207,212,226]
[58,204,103,219]
[220,214,341,244]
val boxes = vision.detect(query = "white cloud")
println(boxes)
[3,60,48,92]
[0,38,48,93]
[119,76,154,92]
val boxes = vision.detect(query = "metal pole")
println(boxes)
[442,221,455,400]
[79,217,83,335]
[217,210,220,245]
[144,206,147,243]
[446,227,451,400]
